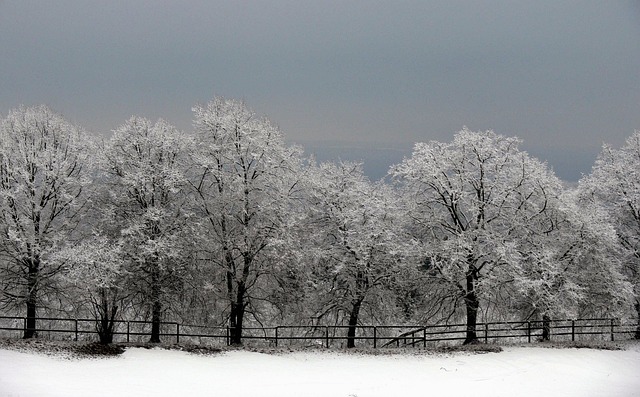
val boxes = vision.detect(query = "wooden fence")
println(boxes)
[0,316,637,348]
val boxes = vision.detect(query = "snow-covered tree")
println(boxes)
[190,97,303,345]
[580,130,640,337]
[508,189,632,330]
[304,161,415,347]
[392,128,566,343]
[0,105,92,338]
[101,116,192,343]
[52,236,128,344]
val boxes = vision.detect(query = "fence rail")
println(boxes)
[0,316,637,348]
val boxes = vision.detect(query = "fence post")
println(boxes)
[373,327,377,349]
[527,321,531,343]
[325,326,329,348]
[176,323,180,344]
[127,322,130,343]
[275,327,278,347]
[610,319,615,342]
[74,319,78,342]
[571,320,575,342]
[542,316,551,341]
[423,328,427,348]
[484,323,488,344]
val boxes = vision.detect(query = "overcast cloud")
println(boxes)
[1,1,639,180]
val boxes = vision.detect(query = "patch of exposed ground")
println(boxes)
[0,338,222,359]
[1,337,637,359]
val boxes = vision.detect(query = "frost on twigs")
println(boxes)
[0,105,94,339]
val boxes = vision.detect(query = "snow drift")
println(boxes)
[1,344,639,397]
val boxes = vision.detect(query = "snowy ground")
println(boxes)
[1,343,640,397]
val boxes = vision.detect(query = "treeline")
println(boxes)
[0,99,638,345]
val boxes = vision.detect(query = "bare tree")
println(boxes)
[190,97,303,345]
[392,128,565,344]
[580,130,640,338]
[53,236,128,344]
[0,105,92,338]
[100,116,192,343]
[303,161,413,347]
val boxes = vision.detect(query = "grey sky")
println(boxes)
[1,1,639,180]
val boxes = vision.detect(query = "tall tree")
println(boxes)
[580,130,640,337]
[507,188,632,329]
[0,105,92,338]
[52,236,128,344]
[101,116,192,343]
[392,128,564,343]
[304,161,412,347]
[190,97,303,345]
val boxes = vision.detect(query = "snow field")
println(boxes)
[1,345,639,397]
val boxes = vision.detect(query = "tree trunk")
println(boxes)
[635,300,640,340]
[347,298,363,348]
[98,313,115,344]
[95,288,118,345]
[229,303,245,345]
[150,299,162,343]
[98,319,114,344]
[149,269,162,343]
[24,299,37,339]
[23,261,38,339]
[463,268,479,345]
[542,314,551,341]
[229,282,246,345]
